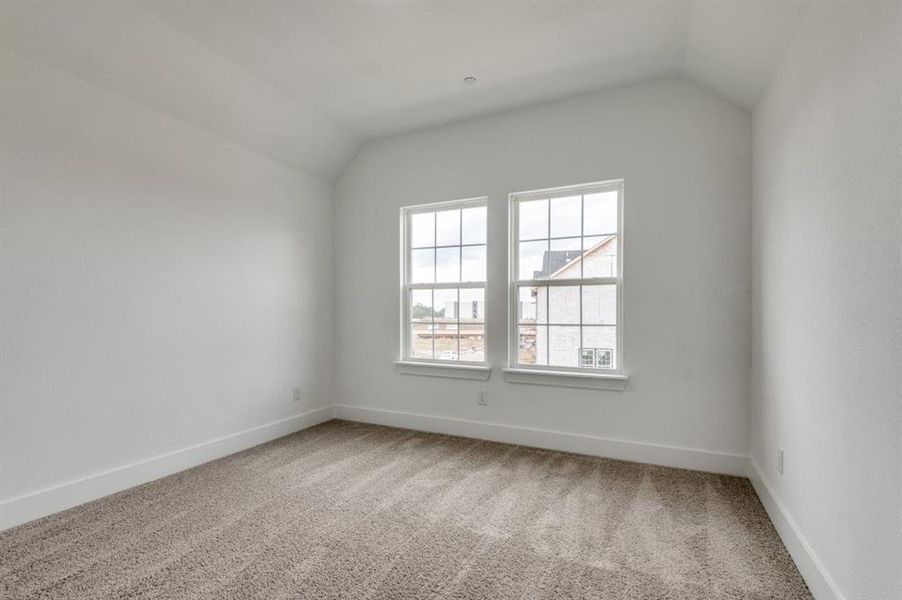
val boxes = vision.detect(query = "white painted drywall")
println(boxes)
[751,2,902,598]
[334,79,752,459]
[0,49,335,504]
[0,1,359,180]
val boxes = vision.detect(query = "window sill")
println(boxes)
[394,361,492,381]
[502,368,628,390]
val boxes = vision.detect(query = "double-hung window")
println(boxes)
[510,180,623,374]
[401,198,487,365]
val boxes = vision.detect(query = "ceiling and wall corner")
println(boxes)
[0,1,360,181]
[682,0,810,109]
[0,1,810,182]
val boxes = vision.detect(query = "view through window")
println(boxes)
[511,181,622,371]
[402,198,487,363]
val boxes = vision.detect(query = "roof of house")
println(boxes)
[533,235,616,280]
[533,250,584,279]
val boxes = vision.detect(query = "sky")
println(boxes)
[408,192,617,285]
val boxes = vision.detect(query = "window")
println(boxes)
[510,180,622,373]
[580,347,614,368]
[401,198,487,364]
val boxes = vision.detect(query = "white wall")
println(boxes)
[0,49,335,515]
[334,79,752,465]
[751,2,902,599]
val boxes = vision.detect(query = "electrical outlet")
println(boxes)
[292,386,302,402]
[777,448,784,475]
[477,390,488,406]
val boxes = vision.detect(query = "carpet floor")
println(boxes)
[1,420,811,599]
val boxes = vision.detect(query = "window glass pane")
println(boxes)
[518,198,548,240]
[582,236,617,278]
[547,326,580,367]
[583,191,618,235]
[435,336,459,360]
[434,332,459,361]
[461,245,486,282]
[517,286,537,322]
[459,325,485,362]
[550,195,581,238]
[518,240,549,280]
[435,247,460,282]
[596,348,614,369]
[432,288,459,361]
[409,323,433,359]
[410,289,432,322]
[461,206,487,244]
[518,325,544,365]
[436,209,460,246]
[582,285,617,325]
[410,248,434,283]
[548,286,580,324]
[535,286,548,324]
[410,212,434,248]
[549,237,582,278]
[551,237,581,251]
[536,326,549,365]
[460,288,485,322]
[582,326,617,370]
[433,289,458,321]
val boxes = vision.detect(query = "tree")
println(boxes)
[411,303,432,319]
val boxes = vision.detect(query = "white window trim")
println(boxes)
[507,179,627,389]
[502,368,628,390]
[394,360,491,380]
[399,196,490,379]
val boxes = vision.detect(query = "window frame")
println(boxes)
[507,180,624,376]
[399,196,488,367]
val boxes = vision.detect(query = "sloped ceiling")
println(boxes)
[0,1,809,181]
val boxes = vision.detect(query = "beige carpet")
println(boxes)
[1,420,811,599]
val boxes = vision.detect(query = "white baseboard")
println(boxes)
[333,404,748,476]
[0,406,334,532]
[747,458,844,600]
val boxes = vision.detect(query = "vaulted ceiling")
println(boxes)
[0,1,809,180]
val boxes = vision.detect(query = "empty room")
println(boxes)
[1,1,899,599]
